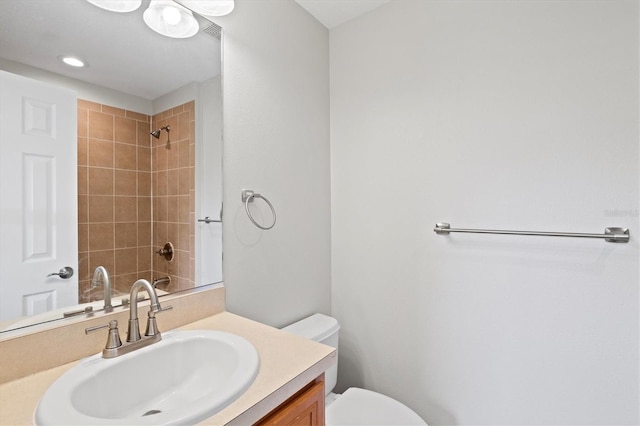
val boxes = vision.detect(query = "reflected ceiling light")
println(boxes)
[85,0,142,13]
[59,56,87,68]
[178,0,235,17]
[143,0,199,38]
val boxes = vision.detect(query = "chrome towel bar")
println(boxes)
[197,216,221,224]
[434,223,630,243]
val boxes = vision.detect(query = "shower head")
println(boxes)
[150,125,170,139]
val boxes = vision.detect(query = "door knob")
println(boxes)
[47,266,74,279]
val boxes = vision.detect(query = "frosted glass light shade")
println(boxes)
[85,0,142,13]
[179,0,235,17]
[143,0,199,39]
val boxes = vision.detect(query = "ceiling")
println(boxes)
[295,0,391,29]
[0,0,388,100]
[0,0,221,100]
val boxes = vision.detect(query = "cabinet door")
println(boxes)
[256,377,325,426]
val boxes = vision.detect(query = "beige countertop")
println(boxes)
[0,311,336,425]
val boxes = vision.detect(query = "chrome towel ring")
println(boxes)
[242,189,276,230]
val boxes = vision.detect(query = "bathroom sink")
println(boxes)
[35,330,260,425]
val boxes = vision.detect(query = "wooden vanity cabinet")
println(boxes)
[255,374,325,426]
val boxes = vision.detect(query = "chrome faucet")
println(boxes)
[85,278,171,359]
[91,266,112,311]
[152,276,171,288]
[127,279,161,342]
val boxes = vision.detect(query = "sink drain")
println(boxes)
[142,409,162,417]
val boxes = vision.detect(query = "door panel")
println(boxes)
[0,71,78,322]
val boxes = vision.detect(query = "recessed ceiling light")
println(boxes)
[59,56,87,68]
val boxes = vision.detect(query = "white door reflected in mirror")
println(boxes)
[0,71,79,323]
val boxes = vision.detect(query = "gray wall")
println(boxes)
[217,0,332,327]
[330,0,639,424]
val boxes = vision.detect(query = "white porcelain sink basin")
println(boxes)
[35,330,260,425]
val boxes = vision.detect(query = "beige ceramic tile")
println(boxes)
[167,222,178,245]
[138,246,151,272]
[77,108,88,138]
[88,195,114,223]
[138,171,151,197]
[155,196,168,222]
[77,195,88,224]
[178,111,190,141]
[138,222,152,247]
[78,99,101,111]
[77,137,88,166]
[178,167,192,194]
[88,250,115,274]
[115,222,137,248]
[178,195,190,224]
[77,166,88,196]
[136,120,151,147]
[114,169,137,196]
[114,142,137,170]
[172,104,184,115]
[127,110,149,123]
[114,196,137,222]
[78,223,88,252]
[167,196,179,223]
[137,146,151,172]
[101,105,126,117]
[167,169,179,196]
[77,252,90,282]
[88,110,114,141]
[114,116,137,145]
[156,171,167,196]
[115,248,138,276]
[88,167,114,196]
[88,223,114,251]
[88,138,114,168]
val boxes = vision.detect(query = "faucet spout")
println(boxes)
[126,279,161,342]
[91,266,112,311]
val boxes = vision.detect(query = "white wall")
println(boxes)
[196,76,224,285]
[215,0,332,327]
[0,58,152,114]
[331,1,639,424]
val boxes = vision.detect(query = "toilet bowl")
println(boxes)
[283,313,427,426]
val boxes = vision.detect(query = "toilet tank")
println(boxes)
[282,313,339,395]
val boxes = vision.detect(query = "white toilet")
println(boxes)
[283,313,427,426]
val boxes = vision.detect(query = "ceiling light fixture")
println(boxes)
[143,0,199,38]
[85,0,142,13]
[178,0,235,17]
[85,0,234,39]
[59,56,87,68]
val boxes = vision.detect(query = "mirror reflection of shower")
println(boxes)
[150,125,171,148]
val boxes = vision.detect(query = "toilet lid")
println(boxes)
[326,387,427,426]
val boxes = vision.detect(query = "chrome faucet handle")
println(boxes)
[85,320,122,350]
[159,305,173,313]
[145,305,173,337]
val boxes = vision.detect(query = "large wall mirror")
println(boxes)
[0,0,223,333]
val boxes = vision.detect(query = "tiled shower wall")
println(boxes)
[77,100,153,302]
[77,99,196,302]
[151,101,196,293]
